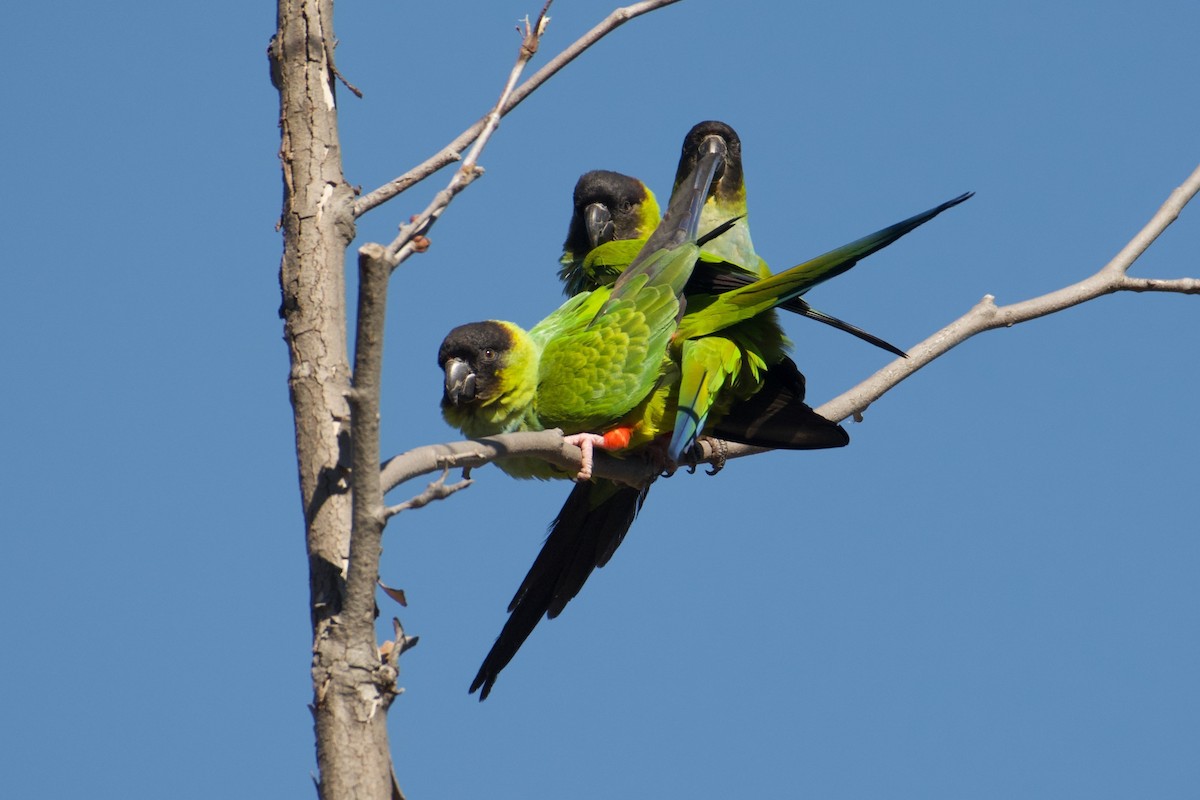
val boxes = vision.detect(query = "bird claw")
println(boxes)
[703,437,728,475]
[678,436,725,475]
[562,432,608,481]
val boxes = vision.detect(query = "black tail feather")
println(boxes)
[710,358,849,450]
[685,262,906,358]
[470,480,649,700]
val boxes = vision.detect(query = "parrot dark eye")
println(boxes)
[482,348,496,360]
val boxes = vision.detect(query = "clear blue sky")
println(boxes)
[5,2,1198,798]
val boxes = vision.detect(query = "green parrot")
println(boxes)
[462,150,971,701]
[439,133,730,483]
[558,169,662,297]
[461,141,850,699]
[591,119,969,461]
[446,135,830,699]
[443,144,729,700]
[672,119,768,278]
[462,121,972,699]
[467,189,972,699]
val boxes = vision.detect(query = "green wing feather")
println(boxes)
[675,192,974,342]
[671,336,747,460]
[534,145,724,433]
[668,191,973,458]
[534,281,680,432]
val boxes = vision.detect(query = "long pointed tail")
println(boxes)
[676,192,973,341]
[470,480,649,700]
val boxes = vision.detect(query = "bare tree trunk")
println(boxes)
[272,1,394,797]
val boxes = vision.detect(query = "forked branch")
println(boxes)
[380,3,554,267]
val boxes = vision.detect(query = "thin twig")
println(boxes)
[384,467,474,518]
[326,38,363,98]
[381,3,555,267]
[352,0,683,219]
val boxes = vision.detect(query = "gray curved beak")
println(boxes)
[584,202,615,249]
[443,358,477,405]
[701,134,727,178]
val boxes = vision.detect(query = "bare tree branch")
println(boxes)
[379,3,554,268]
[345,243,392,631]
[1118,277,1200,293]
[384,467,475,518]
[380,429,657,498]
[381,163,1200,497]
[351,0,683,219]
[815,162,1200,425]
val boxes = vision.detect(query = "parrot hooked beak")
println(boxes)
[584,203,614,250]
[443,358,476,406]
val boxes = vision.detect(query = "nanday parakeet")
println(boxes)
[461,138,853,699]
[438,133,730,479]
[551,121,970,463]
[448,124,972,698]
[443,139,738,699]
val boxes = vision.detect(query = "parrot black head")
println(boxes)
[564,170,659,255]
[559,170,662,297]
[438,320,541,437]
[437,321,515,409]
[673,120,744,205]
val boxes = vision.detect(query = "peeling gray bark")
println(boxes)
[273,1,396,797]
